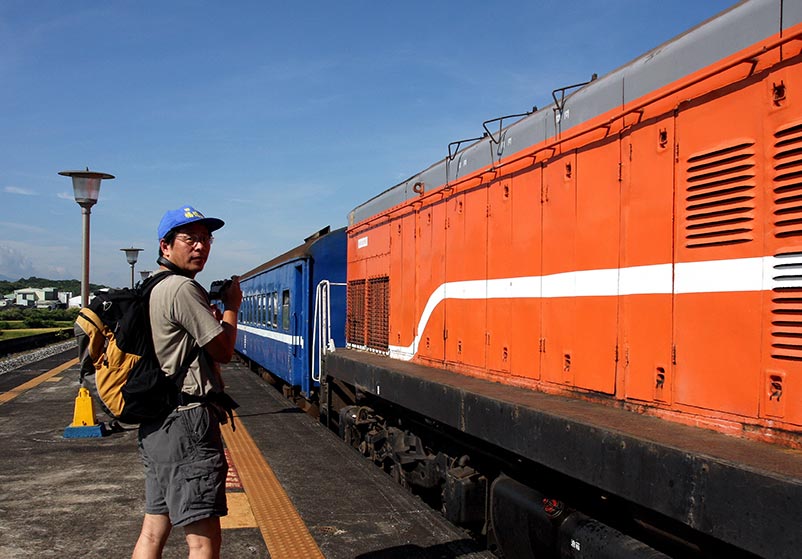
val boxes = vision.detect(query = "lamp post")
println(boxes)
[59,169,114,308]
[121,248,143,289]
[139,270,152,282]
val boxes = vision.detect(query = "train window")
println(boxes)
[272,291,278,328]
[260,294,267,327]
[282,290,290,331]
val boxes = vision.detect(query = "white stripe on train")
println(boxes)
[387,255,802,360]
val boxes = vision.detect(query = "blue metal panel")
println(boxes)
[307,228,347,395]
[236,227,348,398]
[236,256,309,389]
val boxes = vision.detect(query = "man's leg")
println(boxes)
[132,513,172,559]
[184,516,222,559]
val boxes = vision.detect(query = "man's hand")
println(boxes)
[221,276,242,313]
[205,276,242,363]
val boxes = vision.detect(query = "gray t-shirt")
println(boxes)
[149,272,224,397]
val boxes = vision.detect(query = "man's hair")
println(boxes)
[158,230,177,258]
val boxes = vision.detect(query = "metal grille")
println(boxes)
[771,123,802,361]
[770,253,802,361]
[367,277,390,351]
[684,141,756,248]
[773,122,802,238]
[347,280,366,346]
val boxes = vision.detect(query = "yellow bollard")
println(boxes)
[71,387,97,427]
[64,387,105,438]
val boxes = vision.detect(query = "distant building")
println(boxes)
[13,287,69,309]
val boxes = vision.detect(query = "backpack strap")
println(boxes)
[139,270,175,298]
[145,272,207,409]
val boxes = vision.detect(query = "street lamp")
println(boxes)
[139,270,152,282]
[120,247,143,289]
[59,169,115,308]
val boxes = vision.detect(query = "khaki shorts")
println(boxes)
[138,405,228,526]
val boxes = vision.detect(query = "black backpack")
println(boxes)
[74,272,192,424]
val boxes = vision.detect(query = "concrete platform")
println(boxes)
[0,346,493,559]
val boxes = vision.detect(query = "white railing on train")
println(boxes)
[312,280,346,382]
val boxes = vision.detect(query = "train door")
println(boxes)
[389,210,417,357]
[759,58,802,428]
[508,165,543,380]
[416,200,447,364]
[620,117,675,404]
[573,137,620,394]
[445,186,487,371]
[487,175,513,375]
[541,150,577,385]
[291,263,308,394]
[673,77,767,418]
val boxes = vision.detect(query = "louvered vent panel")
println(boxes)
[773,122,802,238]
[684,142,756,248]
[771,253,802,361]
[366,276,390,352]
[347,279,366,346]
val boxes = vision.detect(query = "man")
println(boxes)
[132,205,242,559]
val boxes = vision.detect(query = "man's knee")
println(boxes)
[184,516,222,558]
[132,514,172,559]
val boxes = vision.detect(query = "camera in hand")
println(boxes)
[209,279,232,300]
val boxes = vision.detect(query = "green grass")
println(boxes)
[0,328,69,340]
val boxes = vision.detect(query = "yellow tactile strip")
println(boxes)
[221,414,324,559]
[0,357,77,405]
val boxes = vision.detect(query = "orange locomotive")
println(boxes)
[325,1,802,558]
[347,2,802,445]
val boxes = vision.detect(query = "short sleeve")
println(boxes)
[170,280,223,347]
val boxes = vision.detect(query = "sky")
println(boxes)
[0,0,738,291]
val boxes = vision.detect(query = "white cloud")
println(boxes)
[0,244,36,279]
[57,191,74,200]
[4,186,37,196]
[0,240,80,282]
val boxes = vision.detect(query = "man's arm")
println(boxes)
[204,277,242,363]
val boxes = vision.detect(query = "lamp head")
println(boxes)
[120,247,143,265]
[59,169,115,208]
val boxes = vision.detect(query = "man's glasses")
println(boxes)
[175,233,214,246]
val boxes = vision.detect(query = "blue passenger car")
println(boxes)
[235,226,347,398]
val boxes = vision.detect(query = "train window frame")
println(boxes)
[266,290,272,329]
[272,291,279,328]
[282,289,290,332]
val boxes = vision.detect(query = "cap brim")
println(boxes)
[197,217,225,232]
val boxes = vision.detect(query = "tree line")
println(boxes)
[0,276,107,296]
[0,307,79,328]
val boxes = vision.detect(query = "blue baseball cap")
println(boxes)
[158,205,225,240]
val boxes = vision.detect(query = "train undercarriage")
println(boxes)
[319,349,800,559]
[238,348,798,558]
